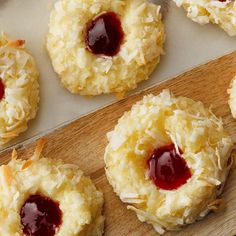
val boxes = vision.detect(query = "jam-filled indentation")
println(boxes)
[85,12,124,57]
[0,79,5,101]
[20,194,62,236]
[147,144,191,190]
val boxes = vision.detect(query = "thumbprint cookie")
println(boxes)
[104,90,233,234]
[0,33,39,146]
[46,0,165,96]
[0,139,104,236]
[173,0,236,36]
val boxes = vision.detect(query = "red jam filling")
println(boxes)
[147,144,191,190]
[85,12,124,57]
[0,79,5,101]
[20,195,62,236]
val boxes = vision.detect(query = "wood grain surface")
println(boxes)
[1,52,236,236]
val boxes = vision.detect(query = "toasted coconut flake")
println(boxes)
[21,159,33,170]
[32,138,45,160]
[2,165,12,185]
[7,39,25,48]
[11,149,18,160]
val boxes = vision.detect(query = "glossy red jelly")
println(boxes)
[147,144,191,190]
[85,12,124,57]
[20,195,62,236]
[0,79,5,101]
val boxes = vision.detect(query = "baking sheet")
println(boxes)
[0,0,235,149]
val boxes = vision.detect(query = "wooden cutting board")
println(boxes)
[1,52,236,236]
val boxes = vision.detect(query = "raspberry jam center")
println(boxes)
[20,195,62,236]
[0,79,5,101]
[147,144,191,190]
[85,12,124,57]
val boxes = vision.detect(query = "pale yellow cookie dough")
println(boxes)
[0,139,104,236]
[0,33,39,146]
[173,0,236,36]
[47,0,165,96]
[104,90,233,234]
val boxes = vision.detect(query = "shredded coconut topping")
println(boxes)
[0,139,104,236]
[104,90,233,234]
[173,0,236,36]
[0,33,39,146]
[46,0,165,96]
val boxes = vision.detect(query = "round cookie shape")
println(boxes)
[228,75,236,118]
[104,90,233,234]
[46,0,165,96]
[173,0,236,36]
[0,139,104,236]
[0,33,39,146]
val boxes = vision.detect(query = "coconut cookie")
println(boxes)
[46,0,165,96]
[0,33,39,146]
[173,0,236,36]
[228,75,236,118]
[104,90,233,234]
[0,139,104,236]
